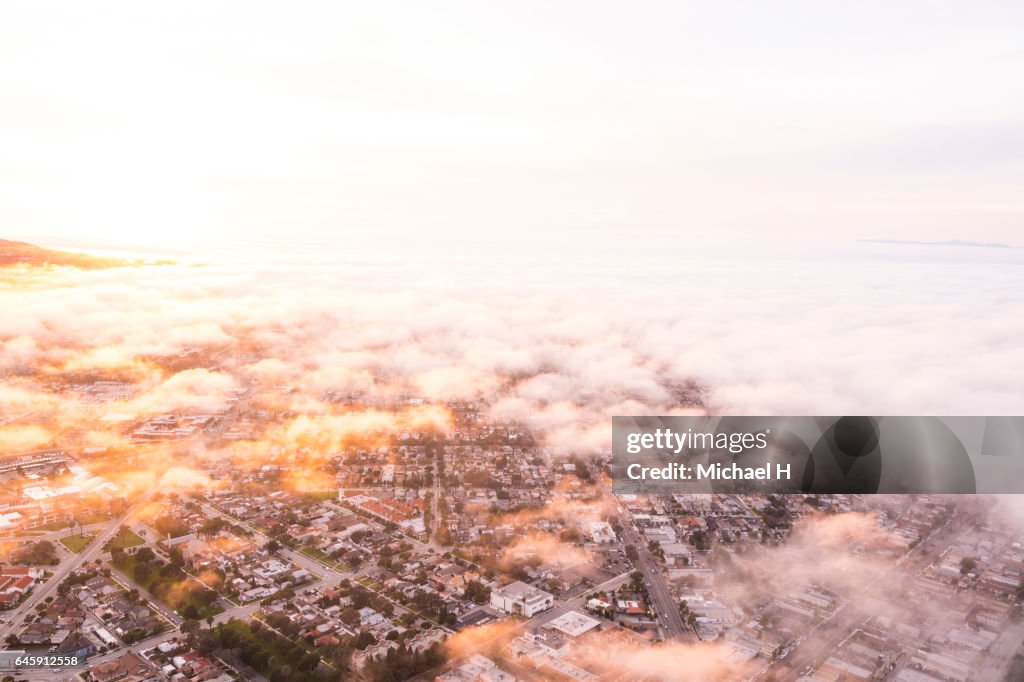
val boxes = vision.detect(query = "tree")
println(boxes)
[572,457,593,483]
[200,517,228,538]
[435,526,453,546]
[249,650,270,672]
[134,546,156,563]
[960,557,977,575]
[298,653,320,672]
[133,562,151,584]
[265,539,281,554]
[352,588,371,609]
[198,586,220,605]
[12,541,58,566]
[690,530,712,552]
[354,631,377,650]
[463,580,491,604]
[197,632,217,655]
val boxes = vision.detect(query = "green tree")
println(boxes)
[463,580,491,604]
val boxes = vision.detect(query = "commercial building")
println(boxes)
[490,581,554,617]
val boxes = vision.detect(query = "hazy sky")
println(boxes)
[2,2,1022,251]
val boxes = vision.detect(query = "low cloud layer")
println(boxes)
[3,243,1023,465]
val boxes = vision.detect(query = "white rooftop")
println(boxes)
[546,610,601,638]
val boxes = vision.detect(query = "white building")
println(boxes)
[546,610,601,638]
[587,521,616,544]
[359,607,384,627]
[490,581,553,617]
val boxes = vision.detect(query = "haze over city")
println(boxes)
[2,2,1024,681]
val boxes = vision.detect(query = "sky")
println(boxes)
[2,1,1023,253]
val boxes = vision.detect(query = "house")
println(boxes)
[56,633,97,659]
[617,599,645,616]
[1,566,44,580]
[359,607,384,627]
[89,651,158,682]
[7,576,35,594]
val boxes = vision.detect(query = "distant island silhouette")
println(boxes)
[0,239,174,269]
[859,238,1013,249]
